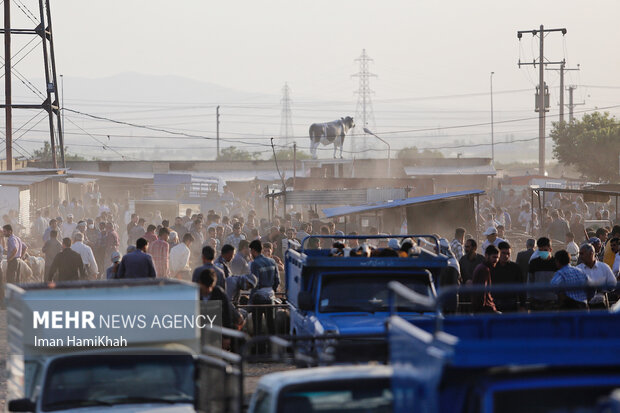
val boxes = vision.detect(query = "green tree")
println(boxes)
[270,147,312,161]
[397,146,444,159]
[216,146,262,161]
[551,112,620,181]
[32,141,87,161]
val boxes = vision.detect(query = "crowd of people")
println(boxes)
[1,183,619,323]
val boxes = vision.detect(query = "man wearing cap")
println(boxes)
[106,251,122,279]
[481,226,505,253]
[61,214,77,239]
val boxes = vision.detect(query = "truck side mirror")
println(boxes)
[8,398,36,412]
[298,291,314,311]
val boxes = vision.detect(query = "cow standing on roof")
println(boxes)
[308,116,355,159]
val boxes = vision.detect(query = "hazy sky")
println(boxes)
[46,0,618,96]
[4,0,620,161]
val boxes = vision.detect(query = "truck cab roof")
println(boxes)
[255,365,393,394]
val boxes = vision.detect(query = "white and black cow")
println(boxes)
[309,116,355,159]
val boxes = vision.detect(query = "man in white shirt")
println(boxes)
[71,232,98,278]
[169,232,194,280]
[61,214,78,238]
[577,243,617,308]
[481,226,506,252]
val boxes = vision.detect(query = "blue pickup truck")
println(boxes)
[388,282,620,413]
[285,235,448,355]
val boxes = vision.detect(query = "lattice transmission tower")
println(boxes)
[352,49,376,154]
[1,0,64,169]
[279,82,294,147]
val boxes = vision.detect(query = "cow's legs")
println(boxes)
[339,142,344,159]
[310,140,318,159]
[333,142,337,159]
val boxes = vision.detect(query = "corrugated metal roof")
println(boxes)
[0,174,53,186]
[404,165,497,176]
[322,189,485,218]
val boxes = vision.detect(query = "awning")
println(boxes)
[322,189,485,218]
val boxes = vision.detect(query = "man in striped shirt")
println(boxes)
[150,227,170,278]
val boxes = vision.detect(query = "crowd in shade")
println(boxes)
[0,183,619,329]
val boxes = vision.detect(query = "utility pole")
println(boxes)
[1,0,63,169]
[280,82,294,147]
[352,49,376,153]
[566,85,585,122]
[546,62,579,123]
[216,105,220,159]
[517,25,566,176]
[490,72,495,165]
[4,0,12,170]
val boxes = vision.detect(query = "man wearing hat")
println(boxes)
[61,214,77,239]
[106,251,121,279]
[481,226,505,253]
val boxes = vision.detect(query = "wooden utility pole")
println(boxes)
[517,25,566,176]
[4,0,12,170]
[566,85,585,122]
[547,62,580,124]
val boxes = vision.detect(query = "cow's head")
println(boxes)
[341,116,355,130]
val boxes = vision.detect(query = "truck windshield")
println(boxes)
[278,378,391,413]
[319,274,431,313]
[41,354,194,411]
